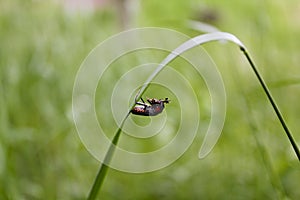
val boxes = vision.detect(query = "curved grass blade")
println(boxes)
[88,31,299,200]
[135,32,299,160]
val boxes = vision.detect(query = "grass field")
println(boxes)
[0,0,300,199]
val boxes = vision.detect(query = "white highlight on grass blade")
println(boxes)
[136,32,246,159]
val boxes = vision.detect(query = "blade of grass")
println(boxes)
[88,31,299,200]
[87,112,130,200]
[134,32,299,159]
[240,47,300,161]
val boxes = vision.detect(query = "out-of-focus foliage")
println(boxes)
[0,0,299,199]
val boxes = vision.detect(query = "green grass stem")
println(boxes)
[87,32,299,200]
[87,112,130,200]
[240,47,300,161]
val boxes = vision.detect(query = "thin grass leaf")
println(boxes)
[87,113,130,200]
[88,31,300,200]
[240,47,300,160]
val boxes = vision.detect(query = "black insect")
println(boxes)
[131,97,170,116]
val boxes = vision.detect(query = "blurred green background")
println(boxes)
[1,0,300,199]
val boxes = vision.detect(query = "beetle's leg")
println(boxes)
[141,98,148,109]
[140,97,148,108]
[135,98,145,108]
[136,102,146,106]
[146,97,152,105]
[135,98,148,109]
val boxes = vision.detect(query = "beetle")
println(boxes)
[131,97,170,116]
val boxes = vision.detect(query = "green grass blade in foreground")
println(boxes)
[87,113,130,200]
[88,31,299,200]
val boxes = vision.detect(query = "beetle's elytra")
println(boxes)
[131,98,170,116]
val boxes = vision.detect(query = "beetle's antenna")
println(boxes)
[164,98,170,104]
